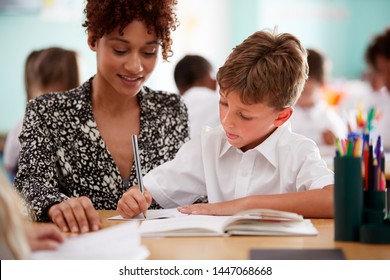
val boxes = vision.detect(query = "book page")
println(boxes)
[31,222,149,260]
[225,219,318,236]
[235,208,303,222]
[108,208,189,220]
[139,215,232,237]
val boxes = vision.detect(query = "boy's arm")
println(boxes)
[178,185,334,218]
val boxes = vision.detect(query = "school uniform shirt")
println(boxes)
[143,122,334,208]
[290,101,347,145]
[370,88,390,151]
[3,117,23,175]
[14,78,189,222]
[182,86,220,139]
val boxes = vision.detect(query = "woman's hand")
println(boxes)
[48,196,102,233]
[117,186,152,218]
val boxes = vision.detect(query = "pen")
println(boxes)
[132,134,147,219]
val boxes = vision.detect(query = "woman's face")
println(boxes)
[89,20,160,97]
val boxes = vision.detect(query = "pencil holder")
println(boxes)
[363,190,387,224]
[334,156,363,241]
[387,186,390,220]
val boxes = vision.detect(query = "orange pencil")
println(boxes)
[353,137,362,157]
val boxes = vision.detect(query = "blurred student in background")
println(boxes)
[174,54,220,139]
[0,170,64,259]
[290,48,347,148]
[338,40,385,121]
[365,28,390,151]
[3,47,80,178]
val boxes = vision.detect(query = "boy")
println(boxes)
[290,48,347,146]
[174,55,220,139]
[365,28,390,151]
[117,29,334,218]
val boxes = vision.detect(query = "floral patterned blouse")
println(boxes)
[14,78,189,222]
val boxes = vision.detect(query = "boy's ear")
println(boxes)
[273,107,293,127]
[87,32,96,51]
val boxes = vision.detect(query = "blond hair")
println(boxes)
[217,29,308,109]
[0,170,30,259]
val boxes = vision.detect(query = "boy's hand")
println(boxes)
[117,186,152,218]
[48,196,102,233]
[178,201,238,216]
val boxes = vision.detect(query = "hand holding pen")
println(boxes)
[132,134,147,219]
[116,135,152,219]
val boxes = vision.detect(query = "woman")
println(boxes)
[14,0,188,234]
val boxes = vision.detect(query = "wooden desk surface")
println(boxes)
[99,210,390,260]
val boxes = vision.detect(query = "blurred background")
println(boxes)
[0,0,389,138]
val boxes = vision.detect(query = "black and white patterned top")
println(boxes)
[14,78,189,222]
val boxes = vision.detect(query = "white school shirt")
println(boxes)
[370,88,390,151]
[182,87,220,139]
[144,122,334,208]
[3,118,23,173]
[290,101,347,145]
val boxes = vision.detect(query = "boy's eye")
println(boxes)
[114,49,127,55]
[219,100,228,107]
[240,113,253,120]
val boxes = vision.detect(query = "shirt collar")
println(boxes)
[219,121,291,168]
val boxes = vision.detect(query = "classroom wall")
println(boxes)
[0,0,389,135]
[0,0,230,135]
[231,0,390,80]
[0,1,95,135]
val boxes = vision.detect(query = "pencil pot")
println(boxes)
[363,190,387,224]
[334,156,363,241]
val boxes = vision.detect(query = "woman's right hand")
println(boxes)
[117,186,152,218]
[48,196,102,233]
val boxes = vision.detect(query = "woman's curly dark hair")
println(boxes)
[82,0,179,60]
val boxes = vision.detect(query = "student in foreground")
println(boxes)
[118,29,334,219]
[0,171,64,259]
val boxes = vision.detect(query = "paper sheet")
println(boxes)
[31,222,149,260]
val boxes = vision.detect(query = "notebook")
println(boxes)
[136,209,318,237]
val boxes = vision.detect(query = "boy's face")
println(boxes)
[296,78,321,108]
[219,90,288,152]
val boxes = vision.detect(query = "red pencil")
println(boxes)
[363,141,369,190]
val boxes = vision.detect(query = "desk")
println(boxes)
[99,210,390,260]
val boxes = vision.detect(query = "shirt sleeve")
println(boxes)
[3,119,23,174]
[13,100,68,222]
[294,140,334,191]
[143,135,207,208]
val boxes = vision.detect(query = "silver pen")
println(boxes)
[132,134,147,219]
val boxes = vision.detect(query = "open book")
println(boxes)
[109,208,188,220]
[137,209,318,237]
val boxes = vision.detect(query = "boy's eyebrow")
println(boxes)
[107,37,159,45]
